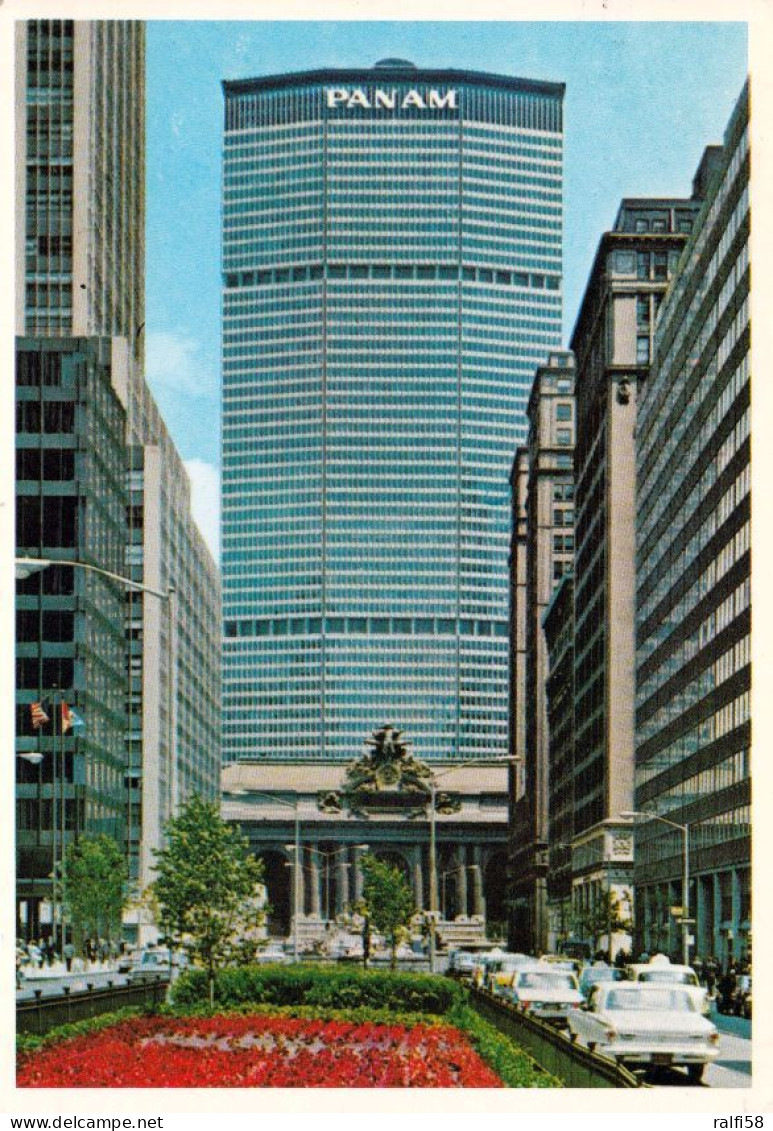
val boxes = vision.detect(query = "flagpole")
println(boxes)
[51,692,58,956]
[60,695,67,957]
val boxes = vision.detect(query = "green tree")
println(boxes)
[151,795,265,1005]
[360,854,415,970]
[571,890,632,956]
[58,835,128,951]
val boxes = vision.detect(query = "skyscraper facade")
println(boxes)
[634,85,750,966]
[221,61,564,763]
[15,19,220,943]
[507,349,575,953]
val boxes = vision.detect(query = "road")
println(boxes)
[17,968,130,1001]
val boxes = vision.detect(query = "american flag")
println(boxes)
[30,702,49,729]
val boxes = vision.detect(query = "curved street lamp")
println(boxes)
[426,756,519,973]
[16,555,177,949]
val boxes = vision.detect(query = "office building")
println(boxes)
[633,84,750,965]
[221,61,564,764]
[507,349,575,953]
[15,339,128,940]
[568,191,701,952]
[543,576,575,947]
[15,19,220,942]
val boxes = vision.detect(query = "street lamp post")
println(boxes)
[426,756,518,973]
[621,810,690,966]
[313,845,369,923]
[224,782,301,962]
[15,556,177,948]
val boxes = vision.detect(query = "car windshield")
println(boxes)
[519,972,576,990]
[606,988,696,1012]
[639,970,698,986]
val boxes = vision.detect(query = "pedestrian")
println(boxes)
[718,966,737,1014]
[44,937,55,966]
[63,941,75,972]
[705,961,717,998]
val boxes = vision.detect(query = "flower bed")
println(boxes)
[17,1013,504,1088]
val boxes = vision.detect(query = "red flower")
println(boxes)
[17,1015,502,1089]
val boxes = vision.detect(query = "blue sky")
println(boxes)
[144,21,748,559]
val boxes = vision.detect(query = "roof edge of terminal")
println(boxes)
[221,67,566,100]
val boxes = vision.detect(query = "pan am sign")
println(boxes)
[326,88,458,111]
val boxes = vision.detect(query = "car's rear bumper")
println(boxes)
[603,1044,720,1066]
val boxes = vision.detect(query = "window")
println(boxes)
[634,219,649,233]
[652,218,667,232]
[637,295,650,326]
[636,336,650,364]
[556,403,572,421]
[557,427,572,446]
[653,252,668,280]
[637,252,651,280]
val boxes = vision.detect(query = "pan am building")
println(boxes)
[221,61,564,763]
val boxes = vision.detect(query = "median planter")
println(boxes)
[17,1014,503,1088]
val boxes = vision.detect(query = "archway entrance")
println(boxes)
[259,850,291,936]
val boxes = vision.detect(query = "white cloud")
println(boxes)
[184,459,220,563]
[145,330,217,398]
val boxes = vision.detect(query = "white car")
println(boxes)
[568,982,720,1082]
[448,950,478,978]
[628,956,710,1015]
[507,966,584,1024]
[485,953,536,996]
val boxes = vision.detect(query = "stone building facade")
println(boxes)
[222,762,509,947]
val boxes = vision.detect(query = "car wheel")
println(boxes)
[687,1063,705,1084]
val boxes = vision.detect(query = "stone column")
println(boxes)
[696,876,708,957]
[731,869,741,964]
[308,846,322,918]
[291,850,304,918]
[456,848,468,919]
[470,845,485,918]
[713,873,722,964]
[411,845,424,910]
[335,848,350,916]
[352,844,365,905]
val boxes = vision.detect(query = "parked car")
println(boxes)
[507,966,584,1025]
[128,947,174,980]
[255,940,291,968]
[568,982,720,1082]
[578,962,626,1000]
[627,955,710,1015]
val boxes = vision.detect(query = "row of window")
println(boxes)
[223,260,561,291]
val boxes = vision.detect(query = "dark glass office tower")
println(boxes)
[221,61,564,763]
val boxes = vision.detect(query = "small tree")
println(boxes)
[571,890,631,957]
[59,835,128,951]
[151,795,265,1005]
[360,854,415,970]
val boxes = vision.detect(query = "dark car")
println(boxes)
[578,962,625,999]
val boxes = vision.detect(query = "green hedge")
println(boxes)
[170,963,467,1015]
[16,1008,144,1057]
